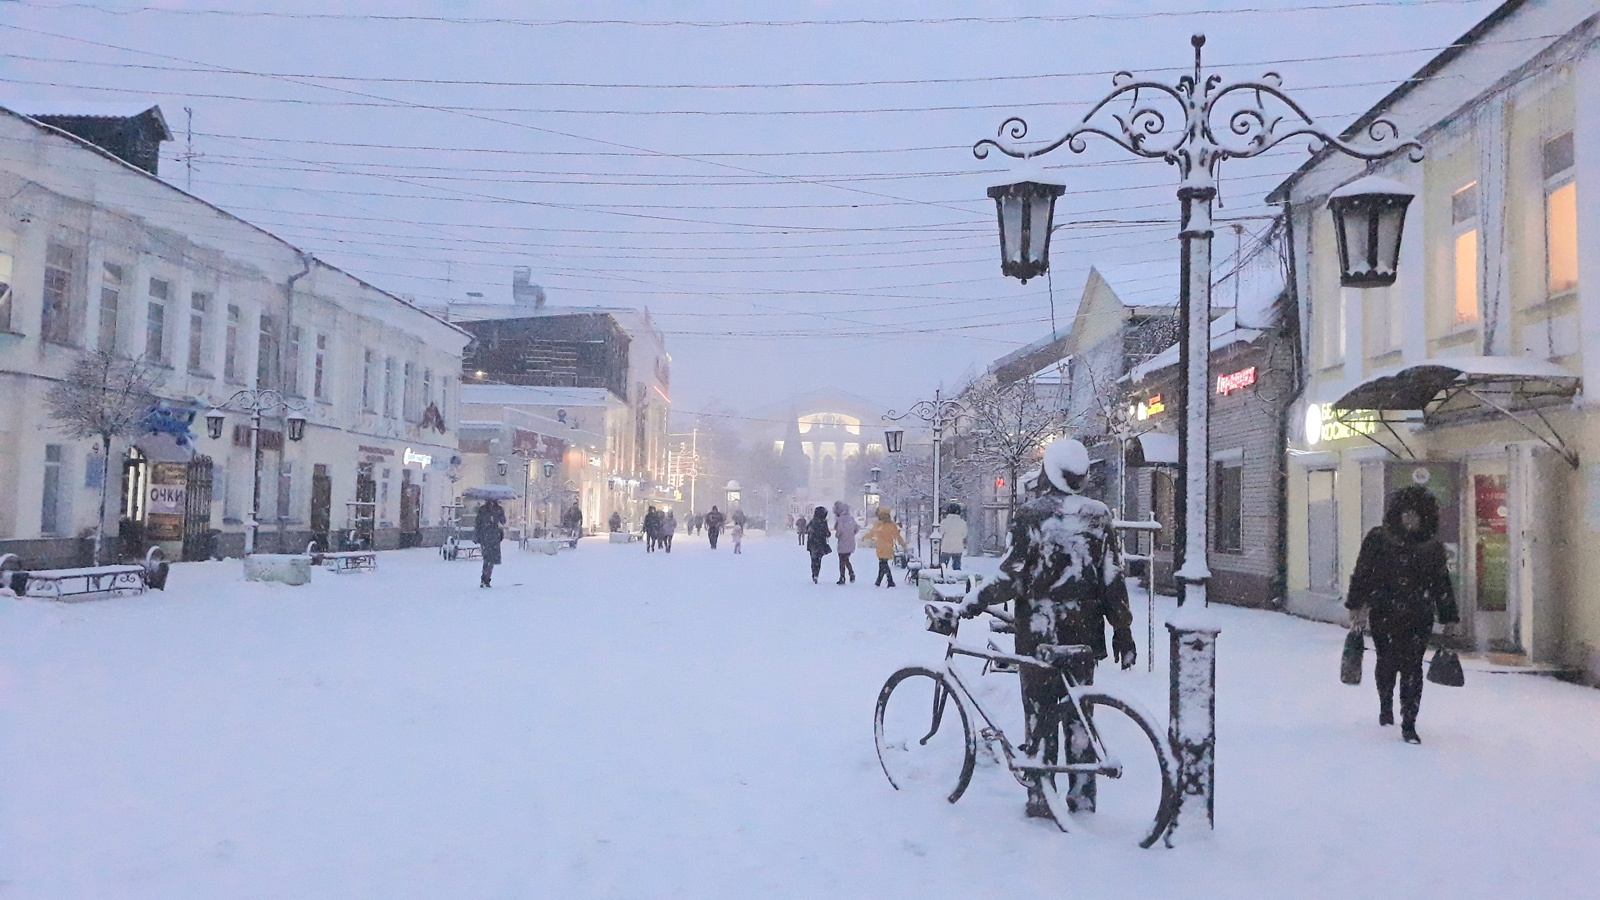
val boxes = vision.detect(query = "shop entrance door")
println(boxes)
[180,455,214,561]
[399,469,421,548]
[310,464,332,551]
[1469,462,1514,652]
[1306,469,1340,595]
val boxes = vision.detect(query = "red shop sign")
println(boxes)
[1215,366,1257,395]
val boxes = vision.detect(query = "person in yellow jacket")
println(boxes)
[864,507,908,588]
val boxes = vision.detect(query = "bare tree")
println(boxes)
[45,349,166,564]
[960,374,1072,517]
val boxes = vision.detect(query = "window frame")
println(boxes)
[41,242,79,347]
[314,333,329,402]
[1212,458,1244,554]
[224,304,242,383]
[1449,181,1480,328]
[98,261,124,353]
[145,276,170,364]
[1543,131,1577,300]
[187,290,211,374]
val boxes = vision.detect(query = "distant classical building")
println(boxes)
[744,389,891,515]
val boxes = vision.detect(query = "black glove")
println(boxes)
[1112,632,1137,670]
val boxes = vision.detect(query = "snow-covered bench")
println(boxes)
[306,542,377,573]
[608,531,644,544]
[4,546,169,601]
[441,536,482,561]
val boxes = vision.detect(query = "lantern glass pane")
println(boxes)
[1026,194,1053,265]
[1000,197,1024,265]
[1339,206,1372,277]
[1374,203,1404,276]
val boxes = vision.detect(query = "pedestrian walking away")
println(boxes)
[474,500,507,588]
[731,520,745,554]
[864,507,907,587]
[643,505,663,553]
[938,503,968,571]
[806,506,833,584]
[561,502,584,542]
[1345,485,1459,745]
[608,511,623,533]
[662,510,677,553]
[954,438,1137,819]
[832,500,858,584]
[795,515,807,547]
[704,505,726,549]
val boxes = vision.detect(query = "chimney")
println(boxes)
[31,105,173,176]
[512,267,546,308]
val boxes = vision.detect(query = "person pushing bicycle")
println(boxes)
[953,437,1138,820]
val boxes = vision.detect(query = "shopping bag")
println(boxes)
[1340,629,1365,686]
[1426,647,1465,687]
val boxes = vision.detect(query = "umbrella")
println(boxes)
[461,484,519,501]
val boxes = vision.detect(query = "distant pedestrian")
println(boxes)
[864,507,907,588]
[561,502,584,542]
[732,520,745,554]
[938,503,968,571]
[733,507,747,529]
[643,505,663,553]
[832,500,858,585]
[705,505,726,549]
[474,500,506,588]
[1345,485,1459,745]
[806,505,833,584]
[795,515,807,547]
[609,511,623,533]
[662,510,677,553]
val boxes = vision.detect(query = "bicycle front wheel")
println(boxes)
[874,666,977,805]
[1041,691,1177,848]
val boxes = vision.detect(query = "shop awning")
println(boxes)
[1125,432,1179,467]
[133,431,195,463]
[1330,355,1580,466]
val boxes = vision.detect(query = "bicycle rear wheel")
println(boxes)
[874,666,977,804]
[1038,691,1176,848]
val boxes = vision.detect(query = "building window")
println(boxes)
[42,444,64,535]
[225,304,241,381]
[99,262,123,353]
[257,314,279,389]
[402,361,417,421]
[187,291,210,372]
[1451,181,1479,326]
[0,231,13,333]
[314,333,329,401]
[362,349,376,412]
[441,375,451,424]
[41,242,77,346]
[422,367,433,411]
[383,356,397,418]
[286,325,303,396]
[1152,469,1175,551]
[1213,460,1243,553]
[1544,132,1577,298]
[145,277,169,363]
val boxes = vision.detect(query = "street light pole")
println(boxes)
[206,388,309,556]
[884,387,965,568]
[975,34,1421,845]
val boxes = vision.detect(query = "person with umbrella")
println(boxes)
[462,485,515,588]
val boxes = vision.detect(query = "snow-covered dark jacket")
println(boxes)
[474,503,506,547]
[806,513,832,556]
[958,491,1134,662]
[1346,485,1458,635]
[562,505,584,530]
[608,512,623,532]
[704,509,726,532]
[643,509,662,537]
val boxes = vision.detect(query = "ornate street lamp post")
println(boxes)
[205,388,309,555]
[974,34,1421,845]
[885,388,966,569]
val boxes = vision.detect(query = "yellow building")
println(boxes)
[1272,0,1600,680]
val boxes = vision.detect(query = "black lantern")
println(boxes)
[1327,174,1414,288]
[286,411,306,442]
[987,180,1065,284]
[542,460,556,479]
[205,407,225,440]
[885,429,904,454]
[497,458,509,478]
[869,465,882,483]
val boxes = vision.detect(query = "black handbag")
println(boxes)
[1340,629,1365,686]
[1427,647,1465,687]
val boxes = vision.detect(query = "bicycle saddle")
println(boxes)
[1034,644,1095,667]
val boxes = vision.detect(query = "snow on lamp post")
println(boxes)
[884,429,904,454]
[205,388,309,555]
[974,34,1421,845]
[987,179,1066,284]
[885,389,966,569]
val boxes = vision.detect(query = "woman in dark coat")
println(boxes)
[1345,485,1459,744]
[474,500,506,588]
[805,505,832,584]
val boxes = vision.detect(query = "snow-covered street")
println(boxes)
[4,533,1599,898]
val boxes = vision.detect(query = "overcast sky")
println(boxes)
[0,0,1503,420]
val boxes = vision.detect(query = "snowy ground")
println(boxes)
[3,532,1599,898]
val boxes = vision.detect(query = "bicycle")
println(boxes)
[873,603,1178,848]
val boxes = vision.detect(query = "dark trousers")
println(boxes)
[663,534,673,552]
[838,552,855,583]
[810,552,825,580]
[875,558,895,587]
[1020,654,1096,809]
[940,552,963,571]
[480,559,495,586]
[708,527,720,549]
[1373,628,1429,726]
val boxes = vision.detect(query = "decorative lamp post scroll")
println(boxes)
[974,34,1422,845]
[884,388,966,568]
[204,388,309,555]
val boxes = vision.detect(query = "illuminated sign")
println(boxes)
[1127,394,1168,422]
[1304,402,1379,445]
[403,447,433,467]
[1216,366,1257,395]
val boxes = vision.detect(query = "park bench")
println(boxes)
[0,546,170,601]
[306,541,377,574]
[441,534,482,561]
[608,531,645,544]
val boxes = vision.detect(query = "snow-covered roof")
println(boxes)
[1127,310,1266,384]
